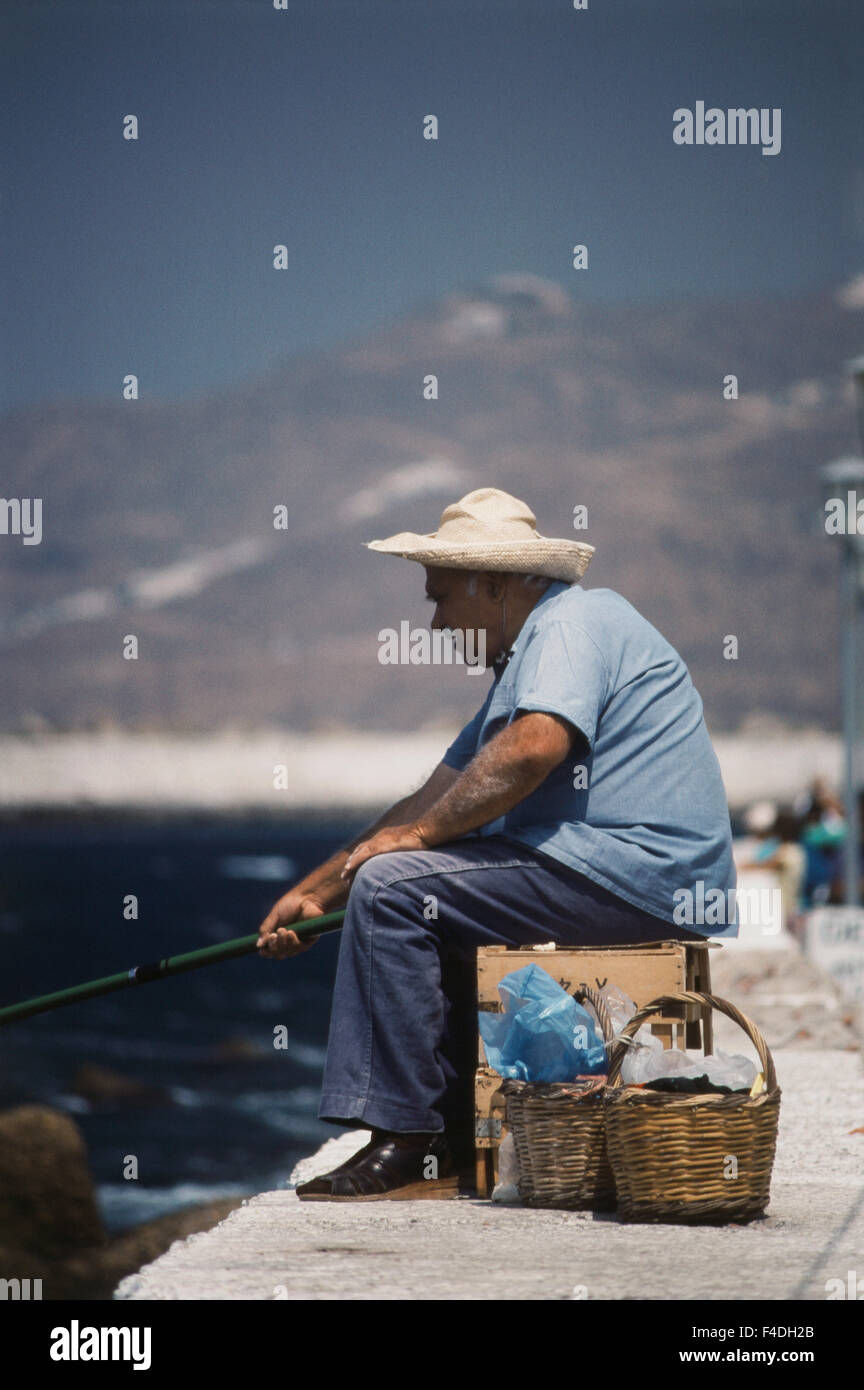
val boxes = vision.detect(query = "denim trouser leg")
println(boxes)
[318,835,706,1135]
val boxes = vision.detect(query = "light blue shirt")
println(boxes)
[442,581,737,935]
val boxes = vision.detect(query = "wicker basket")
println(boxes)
[500,984,617,1211]
[604,991,781,1225]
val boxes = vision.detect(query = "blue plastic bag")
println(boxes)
[478,963,607,1082]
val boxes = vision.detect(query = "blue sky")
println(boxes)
[2,0,862,410]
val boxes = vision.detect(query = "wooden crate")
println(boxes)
[473,938,719,1196]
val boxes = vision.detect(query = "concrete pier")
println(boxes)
[115,947,864,1301]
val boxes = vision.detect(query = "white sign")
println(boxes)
[804,908,864,1002]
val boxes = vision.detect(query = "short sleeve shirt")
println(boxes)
[442,582,737,935]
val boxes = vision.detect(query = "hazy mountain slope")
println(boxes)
[2,274,861,734]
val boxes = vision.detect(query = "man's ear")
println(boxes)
[482,572,508,603]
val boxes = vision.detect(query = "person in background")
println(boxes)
[740,805,806,938]
[797,778,846,907]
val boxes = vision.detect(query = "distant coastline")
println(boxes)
[0,729,842,815]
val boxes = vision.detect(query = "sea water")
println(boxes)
[0,815,365,1230]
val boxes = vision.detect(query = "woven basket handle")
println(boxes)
[605,991,776,1093]
[573,982,614,1048]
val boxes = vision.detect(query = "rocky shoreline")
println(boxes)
[0,1106,246,1301]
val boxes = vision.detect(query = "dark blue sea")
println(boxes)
[0,816,367,1232]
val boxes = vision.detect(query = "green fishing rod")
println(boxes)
[0,910,346,1027]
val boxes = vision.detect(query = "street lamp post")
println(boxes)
[849,355,864,453]
[821,452,864,906]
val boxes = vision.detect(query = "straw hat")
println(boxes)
[365,487,594,584]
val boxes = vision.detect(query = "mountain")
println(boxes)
[2,272,863,735]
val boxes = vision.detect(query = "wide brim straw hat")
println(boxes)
[365,487,594,584]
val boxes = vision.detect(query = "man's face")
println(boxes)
[423,567,504,662]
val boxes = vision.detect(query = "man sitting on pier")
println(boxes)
[257,487,737,1200]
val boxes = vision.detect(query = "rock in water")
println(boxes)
[72,1064,170,1106]
[0,1104,105,1256]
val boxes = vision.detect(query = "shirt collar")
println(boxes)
[492,580,572,676]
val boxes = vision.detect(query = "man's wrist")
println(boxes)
[314,875,352,909]
[412,818,436,847]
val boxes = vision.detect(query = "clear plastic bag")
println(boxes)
[478,963,607,1082]
[619,1031,757,1091]
[596,983,637,1038]
[490,1131,522,1204]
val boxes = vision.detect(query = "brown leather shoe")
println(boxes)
[295,1132,466,1201]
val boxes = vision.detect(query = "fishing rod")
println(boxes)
[0,909,346,1028]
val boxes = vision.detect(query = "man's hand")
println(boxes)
[257,890,327,961]
[255,764,462,959]
[341,824,429,882]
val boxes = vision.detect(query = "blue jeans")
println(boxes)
[318,835,707,1138]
